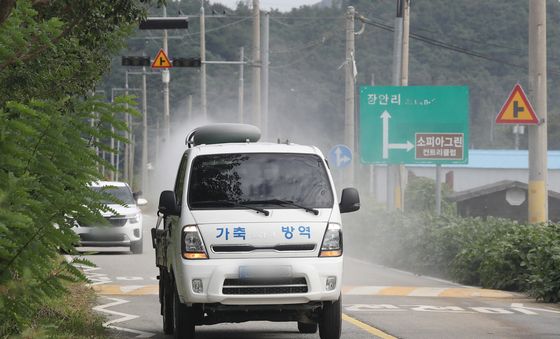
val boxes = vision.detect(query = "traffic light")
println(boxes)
[139,17,189,30]
[173,58,202,68]
[122,56,151,67]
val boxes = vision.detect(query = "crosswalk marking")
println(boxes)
[92,284,519,298]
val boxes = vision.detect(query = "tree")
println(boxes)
[0,0,160,335]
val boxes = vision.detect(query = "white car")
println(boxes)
[74,181,147,254]
[153,124,360,339]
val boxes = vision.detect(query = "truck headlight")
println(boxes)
[319,223,342,257]
[182,225,208,259]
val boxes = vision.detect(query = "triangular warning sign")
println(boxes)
[495,84,539,124]
[151,49,172,69]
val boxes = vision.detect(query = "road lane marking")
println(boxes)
[378,286,416,296]
[407,287,447,297]
[77,265,113,286]
[92,284,518,298]
[345,303,560,316]
[344,285,517,298]
[510,303,560,314]
[93,284,159,295]
[342,313,398,339]
[93,296,155,338]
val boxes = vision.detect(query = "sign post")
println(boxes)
[360,86,469,212]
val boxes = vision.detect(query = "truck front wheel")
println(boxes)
[161,270,173,334]
[318,297,342,339]
[173,286,195,339]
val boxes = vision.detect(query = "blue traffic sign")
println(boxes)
[328,145,352,169]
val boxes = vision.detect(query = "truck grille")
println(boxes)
[222,277,308,295]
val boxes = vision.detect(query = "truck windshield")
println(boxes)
[188,153,334,209]
[91,186,135,205]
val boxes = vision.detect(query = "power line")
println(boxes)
[362,13,526,55]
[357,15,560,75]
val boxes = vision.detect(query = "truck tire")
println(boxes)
[173,286,195,339]
[130,239,143,254]
[319,297,341,339]
[298,322,318,334]
[162,271,173,334]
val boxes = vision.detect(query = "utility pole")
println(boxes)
[528,0,548,223]
[162,5,171,142]
[261,12,270,138]
[387,0,404,210]
[238,46,245,123]
[252,0,261,128]
[344,6,355,188]
[369,73,376,199]
[200,2,207,120]
[123,72,129,183]
[401,0,410,213]
[141,66,148,195]
[187,94,193,120]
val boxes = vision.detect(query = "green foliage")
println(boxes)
[0,0,150,335]
[20,281,106,338]
[404,175,454,215]
[345,209,560,302]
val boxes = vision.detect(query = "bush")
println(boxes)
[344,208,560,302]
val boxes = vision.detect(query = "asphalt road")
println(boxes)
[78,214,560,339]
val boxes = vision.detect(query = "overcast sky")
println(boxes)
[209,0,320,12]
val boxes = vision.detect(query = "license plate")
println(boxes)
[239,265,292,279]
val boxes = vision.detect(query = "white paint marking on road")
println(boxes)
[406,305,474,313]
[345,304,405,312]
[407,287,447,297]
[470,307,513,314]
[93,296,155,338]
[116,277,144,281]
[77,265,112,286]
[345,303,559,316]
[510,303,560,315]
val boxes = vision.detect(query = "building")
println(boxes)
[446,180,560,223]
[365,150,560,201]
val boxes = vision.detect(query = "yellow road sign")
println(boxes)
[495,84,539,124]
[151,49,172,69]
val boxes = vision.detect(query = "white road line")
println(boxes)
[78,266,112,286]
[93,296,155,338]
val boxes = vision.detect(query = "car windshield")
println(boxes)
[188,153,334,209]
[91,186,135,205]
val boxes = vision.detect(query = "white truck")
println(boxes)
[152,124,360,339]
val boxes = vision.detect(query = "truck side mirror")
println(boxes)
[339,188,360,213]
[158,190,180,216]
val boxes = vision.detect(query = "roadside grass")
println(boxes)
[17,282,106,339]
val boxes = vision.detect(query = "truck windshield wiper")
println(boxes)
[191,200,270,216]
[244,199,319,215]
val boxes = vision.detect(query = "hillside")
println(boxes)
[103,0,560,153]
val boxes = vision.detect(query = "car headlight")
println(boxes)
[182,225,208,259]
[319,223,342,257]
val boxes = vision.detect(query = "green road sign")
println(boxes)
[359,86,469,165]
